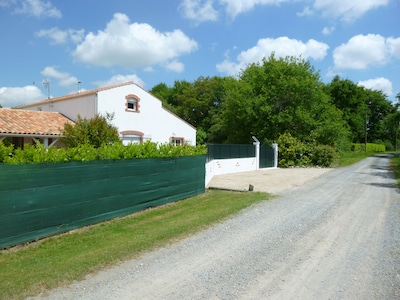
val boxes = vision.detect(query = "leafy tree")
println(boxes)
[216,55,349,146]
[151,77,233,144]
[325,76,369,143]
[61,114,120,148]
[150,82,178,114]
[326,76,396,147]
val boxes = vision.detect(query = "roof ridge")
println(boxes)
[16,81,135,108]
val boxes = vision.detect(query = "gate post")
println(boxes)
[273,143,278,168]
[252,136,260,170]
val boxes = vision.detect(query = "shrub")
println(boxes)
[0,141,207,165]
[277,133,310,167]
[311,145,336,167]
[0,142,13,162]
[61,114,121,148]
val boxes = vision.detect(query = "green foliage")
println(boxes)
[277,133,336,167]
[0,142,13,162]
[311,145,336,167]
[61,114,121,148]
[276,133,310,167]
[325,76,397,146]
[2,142,68,164]
[352,143,385,153]
[0,141,207,165]
[149,56,396,152]
[213,55,350,146]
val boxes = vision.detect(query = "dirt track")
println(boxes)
[31,155,400,299]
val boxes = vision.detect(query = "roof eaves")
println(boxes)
[16,81,135,108]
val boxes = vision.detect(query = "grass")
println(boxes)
[390,153,400,186]
[0,189,270,300]
[334,151,376,167]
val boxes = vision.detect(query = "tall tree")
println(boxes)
[325,76,369,143]
[216,55,349,146]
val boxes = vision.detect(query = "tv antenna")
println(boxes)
[43,79,50,99]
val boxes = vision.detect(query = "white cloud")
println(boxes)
[94,74,145,89]
[178,0,388,22]
[387,37,400,59]
[14,0,62,18]
[0,0,16,7]
[358,77,393,96]
[0,85,45,108]
[220,0,288,19]
[35,27,84,44]
[165,60,185,72]
[73,13,198,72]
[179,0,219,23]
[217,36,329,75]
[322,26,335,35]
[41,66,78,87]
[333,34,399,70]
[307,0,389,22]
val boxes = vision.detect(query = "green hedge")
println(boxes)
[0,141,207,164]
[352,143,386,153]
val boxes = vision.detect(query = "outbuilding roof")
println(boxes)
[0,108,74,137]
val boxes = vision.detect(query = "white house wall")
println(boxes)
[97,84,196,145]
[21,95,96,121]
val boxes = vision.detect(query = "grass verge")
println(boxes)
[0,190,270,300]
[390,153,400,186]
[334,151,376,167]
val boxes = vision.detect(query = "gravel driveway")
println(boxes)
[31,155,400,299]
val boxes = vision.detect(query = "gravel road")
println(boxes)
[31,155,400,299]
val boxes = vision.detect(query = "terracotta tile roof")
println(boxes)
[17,81,135,109]
[0,108,74,136]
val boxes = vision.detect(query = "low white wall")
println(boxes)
[205,157,257,186]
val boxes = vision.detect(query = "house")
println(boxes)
[17,81,196,146]
[0,108,74,148]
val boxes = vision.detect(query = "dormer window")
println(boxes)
[125,94,140,112]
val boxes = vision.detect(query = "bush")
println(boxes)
[277,133,311,167]
[311,145,336,167]
[61,114,121,148]
[277,133,336,167]
[0,142,13,162]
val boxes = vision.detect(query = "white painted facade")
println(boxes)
[18,82,196,145]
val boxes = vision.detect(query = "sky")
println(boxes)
[0,0,399,108]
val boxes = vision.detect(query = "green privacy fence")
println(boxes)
[0,155,206,249]
[206,144,255,163]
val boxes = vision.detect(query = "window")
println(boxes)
[121,130,143,145]
[125,94,140,112]
[170,137,184,146]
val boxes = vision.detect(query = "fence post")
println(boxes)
[273,143,278,168]
[252,136,260,170]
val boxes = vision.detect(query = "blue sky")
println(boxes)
[0,0,399,108]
